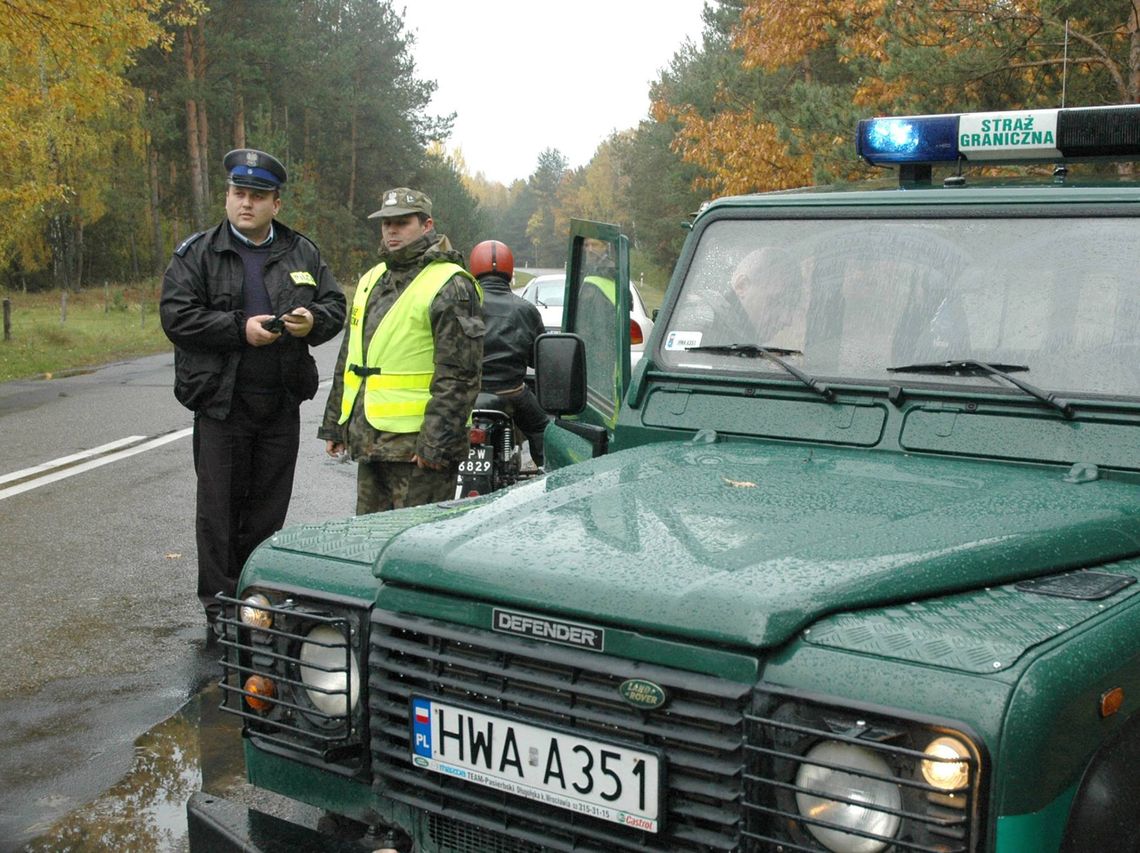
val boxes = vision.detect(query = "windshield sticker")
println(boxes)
[665,330,703,351]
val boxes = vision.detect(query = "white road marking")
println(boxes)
[0,429,192,501]
[0,436,146,486]
[0,376,334,502]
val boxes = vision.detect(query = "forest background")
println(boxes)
[2,0,1139,377]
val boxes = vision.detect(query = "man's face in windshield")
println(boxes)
[731,247,804,345]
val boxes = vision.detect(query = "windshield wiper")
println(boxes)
[686,343,835,402]
[887,359,1074,417]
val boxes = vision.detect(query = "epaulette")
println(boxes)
[174,231,206,257]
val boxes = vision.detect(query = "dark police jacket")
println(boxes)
[479,273,544,392]
[160,219,345,420]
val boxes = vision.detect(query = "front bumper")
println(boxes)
[186,791,370,853]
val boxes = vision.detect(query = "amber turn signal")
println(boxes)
[1100,687,1124,718]
[244,675,276,712]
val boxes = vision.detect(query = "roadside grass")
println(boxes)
[0,262,672,385]
[0,284,171,383]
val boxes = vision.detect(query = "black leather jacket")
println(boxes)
[160,219,345,419]
[478,274,544,392]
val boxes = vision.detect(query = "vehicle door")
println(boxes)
[541,219,631,467]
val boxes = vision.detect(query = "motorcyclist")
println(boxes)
[468,239,550,467]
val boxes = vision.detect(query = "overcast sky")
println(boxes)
[400,0,708,185]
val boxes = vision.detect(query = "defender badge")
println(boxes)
[492,608,604,651]
[619,678,668,710]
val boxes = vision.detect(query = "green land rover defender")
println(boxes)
[190,105,1140,852]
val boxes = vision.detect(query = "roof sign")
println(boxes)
[958,109,1060,160]
[857,104,1140,166]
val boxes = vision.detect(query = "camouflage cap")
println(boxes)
[368,187,432,219]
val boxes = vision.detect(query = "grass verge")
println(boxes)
[0,284,171,383]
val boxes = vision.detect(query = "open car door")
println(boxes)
[536,219,631,468]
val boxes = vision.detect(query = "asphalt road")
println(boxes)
[0,338,352,849]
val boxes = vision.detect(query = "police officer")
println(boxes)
[468,239,550,466]
[319,187,484,513]
[161,148,345,627]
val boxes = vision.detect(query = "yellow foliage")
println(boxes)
[733,0,888,70]
[652,0,1139,198]
[665,104,814,196]
[0,0,202,270]
[557,134,632,229]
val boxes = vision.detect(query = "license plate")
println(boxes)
[458,445,491,475]
[410,697,662,832]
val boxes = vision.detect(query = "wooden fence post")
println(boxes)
[3,298,10,341]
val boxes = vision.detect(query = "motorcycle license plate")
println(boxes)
[409,697,662,832]
[459,444,491,475]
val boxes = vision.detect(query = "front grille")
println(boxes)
[217,592,367,767]
[427,813,542,853]
[369,610,752,852]
[744,689,983,852]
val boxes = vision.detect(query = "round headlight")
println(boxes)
[299,624,359,716]
[240,593,273,629]
[921,736,970,791]
[795,740,901,853]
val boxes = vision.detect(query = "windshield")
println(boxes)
[662,216,1140,398]
[534,280,565,306]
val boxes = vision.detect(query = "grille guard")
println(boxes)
[215,592,368,766]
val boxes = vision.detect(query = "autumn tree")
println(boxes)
[878,2,1140,108]
[415,148,487,258]
[556,133,633,232]
[525,148,569,267]
[0,0,180,287]
[654,0,1140,199]
[611,117,705,273]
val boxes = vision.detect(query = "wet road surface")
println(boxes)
[18,680,322,852]
[0,347,349,850]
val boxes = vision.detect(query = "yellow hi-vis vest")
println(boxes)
[584,274,616,304]
[338,260,478,433]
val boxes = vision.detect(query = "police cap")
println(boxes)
[223,149,287,191]
[368,187,432,219]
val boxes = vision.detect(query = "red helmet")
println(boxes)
[469,240,514,280]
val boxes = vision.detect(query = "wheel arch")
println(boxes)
[1059,709,1140,851]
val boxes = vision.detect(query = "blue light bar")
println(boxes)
[857,115,958,165]
[857,104,1140,167]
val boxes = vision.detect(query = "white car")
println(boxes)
[518,273,655,363]
[517,274,565,332]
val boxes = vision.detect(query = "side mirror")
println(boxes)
[535,333,587,416]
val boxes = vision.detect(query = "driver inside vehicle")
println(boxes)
[731,246,807,351]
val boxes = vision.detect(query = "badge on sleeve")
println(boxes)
[289,271,317,286]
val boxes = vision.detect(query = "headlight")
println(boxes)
[299,624,360,716]
[794,740,901,853]
[921,735,971,791]
[240,593,273,629]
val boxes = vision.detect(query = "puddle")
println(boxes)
[20,685,243,853]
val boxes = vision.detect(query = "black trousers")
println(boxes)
[192,394,300,614]
[495,386,551,466]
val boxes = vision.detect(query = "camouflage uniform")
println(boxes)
[319,230,484,513]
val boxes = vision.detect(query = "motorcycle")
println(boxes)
[456,392,537,498]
